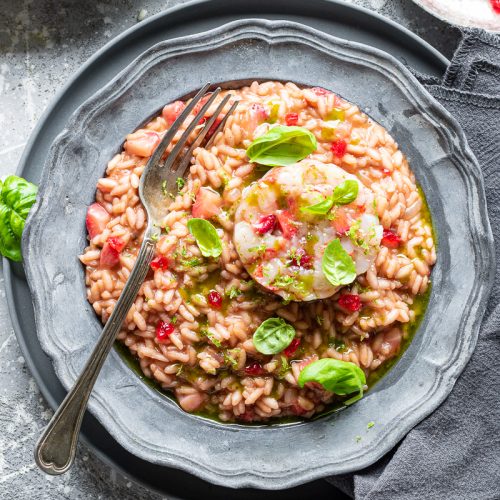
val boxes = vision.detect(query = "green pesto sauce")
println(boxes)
[179,269,221,304]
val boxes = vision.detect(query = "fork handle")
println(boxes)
[35,233,157,475]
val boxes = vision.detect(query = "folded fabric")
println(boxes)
[327,28,500,500]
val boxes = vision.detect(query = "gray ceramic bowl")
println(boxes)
[23,20,494,489]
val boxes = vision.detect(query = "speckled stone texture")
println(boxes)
[0,1,459,498]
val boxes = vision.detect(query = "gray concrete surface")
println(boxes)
[0,1,459,498]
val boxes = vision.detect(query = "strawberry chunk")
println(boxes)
[332,208,350,236]
[283,338,300,357]
[193,94,211,115]
[244,362,265,376]
[381,229,401,248]
[124,131,160,157]
[253,214,277,235]
[331,139,347,158]
[150,255,169,271]
[156,320,174,341]
[162,100,186,125]
[491,0,500,13]
[207,290,223,309]
[276,210,297,239]
[285,113,299,126]
[289,248,312,269]
[108,236,126,252]
[338,294,362,312]
[206,117,223,139]
[100,237,125,268]
[290,403,308,416]
[86,203,110,239]
[192,187,222,219]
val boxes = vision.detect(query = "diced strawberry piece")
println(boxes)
[156,320,174,341]
[338,294,362,312]
[100,244,120,268]
[332,209,350,236]
[162,100,186,125]
[207,290,223,309]
[491,0,500,14]
[276,210,297,239]
[253,214,277,235]
[382,168,391,176]
[206,117,223,139]
[331,139,347,158]
[254,264,263,279]
[289,248,312,269]
[150,256,169,271]
[290,403,308,416]
[311,87,331,96]
[192,187,222,219]
[283,338,300,357]
[193,94,211,115]
[124,131,160,157]
[86,203,110,239]
[285,112,299,126]
[107,236,126,252]
[244,362,265,376]
[381,229,401,248]
[100,236,125,268]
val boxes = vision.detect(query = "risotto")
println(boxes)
[80,81,436,422]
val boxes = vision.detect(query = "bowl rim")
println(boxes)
[23,19,495,489]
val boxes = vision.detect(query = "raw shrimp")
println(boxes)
[233,160,383,301]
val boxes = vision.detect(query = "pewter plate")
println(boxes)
[23,20,494,489]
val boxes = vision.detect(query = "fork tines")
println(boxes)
[147,83,239,179]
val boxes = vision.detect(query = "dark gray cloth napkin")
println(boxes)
[327,29,500,500]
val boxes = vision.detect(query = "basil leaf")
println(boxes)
[187,218,222,258]
[297,358,366,405]
[253,317,296,355]
[322,238,356,286]
[246,126,317,167]
[331,180,359,206]
[301,180,359,215]
[0,175,38,262]
[301,196,334,215]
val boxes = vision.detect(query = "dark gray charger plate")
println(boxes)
[5,0,451,498]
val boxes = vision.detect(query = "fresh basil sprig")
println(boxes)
[246,126,317,167]
[187,218,222,258]
[322,238,356,286]
[0,175,38,262]
[253,317,296,355]
[298,358,366,405]
[302,179,359,215]
[301,197,334,215]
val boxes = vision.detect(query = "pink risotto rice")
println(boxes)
[80,81,436,422]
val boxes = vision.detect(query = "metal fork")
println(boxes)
[35,83,238,475]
